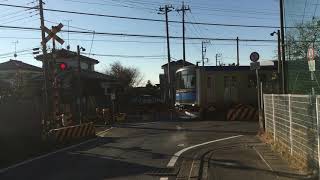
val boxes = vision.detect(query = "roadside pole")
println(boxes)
[77,45,82,124]
[250,52,264,131]
[38,0,50,130]
[159,5,174,119]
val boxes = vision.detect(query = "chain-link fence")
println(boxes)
[284,0,320,95]
[264,94,319,170]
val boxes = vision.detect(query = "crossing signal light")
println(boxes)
[57,62,68,71]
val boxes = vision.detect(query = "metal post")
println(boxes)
[52,33,58,126]
[263,94,267,133]
[260,81,263,110]
[77,45,82,124]
[272,94,276,141]
[288,94,293,155]
[256,69,263,131]
[316,96,320,176]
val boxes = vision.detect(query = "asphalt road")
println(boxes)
[0,120,289,180]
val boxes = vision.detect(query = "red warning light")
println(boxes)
[59,63,67,70]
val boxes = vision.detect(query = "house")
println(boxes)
[0,59,43,96]
[35,48,99,71]
[159,59,194,104]
[0,59,42,83]
[35,49,119,124]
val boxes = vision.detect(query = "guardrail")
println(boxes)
[263,94,319,170]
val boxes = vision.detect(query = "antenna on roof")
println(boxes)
[64,19,72,50]
[12,40,18,59]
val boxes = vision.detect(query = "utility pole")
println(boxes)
[51,26,58,126]
[159,5,174,107]
[77,45,83,124]
[202,41,205,66]
[38,0,51,130]
[216,53,221,66]
[202,40,210,66]
[202,41,208,67]
[176,1,190,66]
[280,0,286,94]
[236,37,239,66]
[277,30,282,93]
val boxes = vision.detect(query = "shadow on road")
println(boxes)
[114,124,258,135]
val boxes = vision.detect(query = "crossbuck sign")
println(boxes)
[41,23,65,45]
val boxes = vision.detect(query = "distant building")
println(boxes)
[0,59,42,92]
[159,59,194,103]
[35,48,99,71]
[35,48,120,123]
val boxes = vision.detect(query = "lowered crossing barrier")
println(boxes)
[226,104,258,121]
[49,122,95,143]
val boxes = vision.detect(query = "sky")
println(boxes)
[0,0,281,84]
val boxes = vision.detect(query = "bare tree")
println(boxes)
[105,61,144,88]
[286,19,320,60]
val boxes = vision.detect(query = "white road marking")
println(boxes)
[0,127,114,174]
[96,127,114,136]
[188,160,195,179]
[253,147,273,171]
[176,125,183,131]
[160,177,168,180]
[177,144,185,147]
[166,135,243,168]
[130,121,160,126]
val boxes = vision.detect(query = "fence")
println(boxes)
[264,94,320,169]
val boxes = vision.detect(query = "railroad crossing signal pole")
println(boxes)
[77,45,86,124]
[38,0,64,129]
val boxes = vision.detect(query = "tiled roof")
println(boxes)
[161,59,194,68]
[35,48,99,64]
[0,60,42,71]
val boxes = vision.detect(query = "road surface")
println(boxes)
[0,120,301,180]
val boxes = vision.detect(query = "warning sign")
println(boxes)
[307,46,316,72]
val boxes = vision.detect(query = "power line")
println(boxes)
[0,3,282,29]
[0,36,277,46]
[0,24,278,42]
[83,52,165,59]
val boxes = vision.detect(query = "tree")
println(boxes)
[145,80,154,88]
[286,19,320,61]
[105,61,143,88]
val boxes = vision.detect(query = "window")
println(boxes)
[176,69,196,89]
[224,76,237,88]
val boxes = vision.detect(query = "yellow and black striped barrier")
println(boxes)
[49,122,96,143]
[226,104,258,121]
